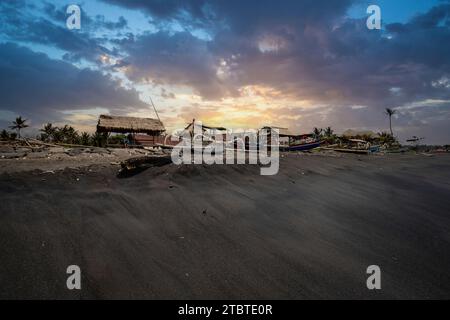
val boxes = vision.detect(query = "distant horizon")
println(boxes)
[7,118,449,146]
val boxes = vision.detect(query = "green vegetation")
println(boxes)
[80,132,91,146]
[312,127,322,139]
[9,116,29,138]
[90,132,108,147]
[311,126,399,148]
[39,123,56,142]
[37,123,113,147]
[1,118,126,148]
[377,131,397,146]
[323,126,337,144]
[385,108,396,136]
[107,134,127,145]
[312,127,338,144]
[0,129,16,141]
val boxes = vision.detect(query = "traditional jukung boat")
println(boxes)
[286,140,321,151]
[258,127,321,152]
[322,139,380,154]
[279,131,320,152]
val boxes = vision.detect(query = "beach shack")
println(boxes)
[184,119,227,136]
[183,119,227,142]
[259,126,320,151]
[96,115,165,146]
[260,126,291,147]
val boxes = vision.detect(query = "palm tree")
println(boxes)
[324,127,333,137]
[59,125,70,142]
[80,132,90,145]
[9,116,29,138]
[91,132,107,147]
[1,129,9,140]
[57,125,78,144]
[385,108,396,136]
[40,123,56,142]
[322,127,336,144]
[378,131,396,145]
[52,127,64,143]
[65,126,79,144]
[313,127,323,139]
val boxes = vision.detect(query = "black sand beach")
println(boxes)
[1,153,450,299]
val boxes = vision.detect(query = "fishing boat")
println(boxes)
[285,140,321,151]
[259,127,321,152]
[280,132,320,152]
[322,139,380,154]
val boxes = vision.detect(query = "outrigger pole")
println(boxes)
[149,96,161,122]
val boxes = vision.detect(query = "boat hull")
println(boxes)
[284,141,320,152]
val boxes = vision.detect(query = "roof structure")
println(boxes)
[260,126,310,138]
[184,120,227,132]
[96,115,165,135]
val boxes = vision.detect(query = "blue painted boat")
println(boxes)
[286,141,320,151]
[280,141,320,151]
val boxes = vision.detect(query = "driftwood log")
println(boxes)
[118,155,172,177]
[26,138,107,150]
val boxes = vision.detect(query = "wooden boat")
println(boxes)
[322,147,370,154]
[284,141,320,151]
[321,144,380,154]
[278,131,320,152]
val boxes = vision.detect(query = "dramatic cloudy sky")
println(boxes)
[1,0,450,143]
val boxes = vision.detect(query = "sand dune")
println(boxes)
[0,153,450,299]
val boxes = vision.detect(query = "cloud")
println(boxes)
[103,1,450,107]
[0,43,146,126]
[1,0,450,143]
[99,0,450,143]
[102,0,355,34]
[43,2,128,31]
[0,1,128,63]
[118,31,234,99]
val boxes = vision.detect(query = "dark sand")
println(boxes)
[0,153,450,299]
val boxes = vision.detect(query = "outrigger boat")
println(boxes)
[285,140,321,151]
[321,139,380,154]
[175,123,322,153]
[279,132,320,152]
[258,127,321,152]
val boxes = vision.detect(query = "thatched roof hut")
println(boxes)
[96,115,165,135]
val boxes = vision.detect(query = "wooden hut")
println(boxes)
[96,115,165,146]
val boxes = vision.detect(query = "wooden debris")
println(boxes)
[118,155,172,177]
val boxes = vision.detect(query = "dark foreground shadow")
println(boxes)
[117,156,172,178]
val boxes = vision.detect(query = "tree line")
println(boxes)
[0,116,116,147]
[38,123,109,147]
[311,126,397,145]
[1,108,399,147]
